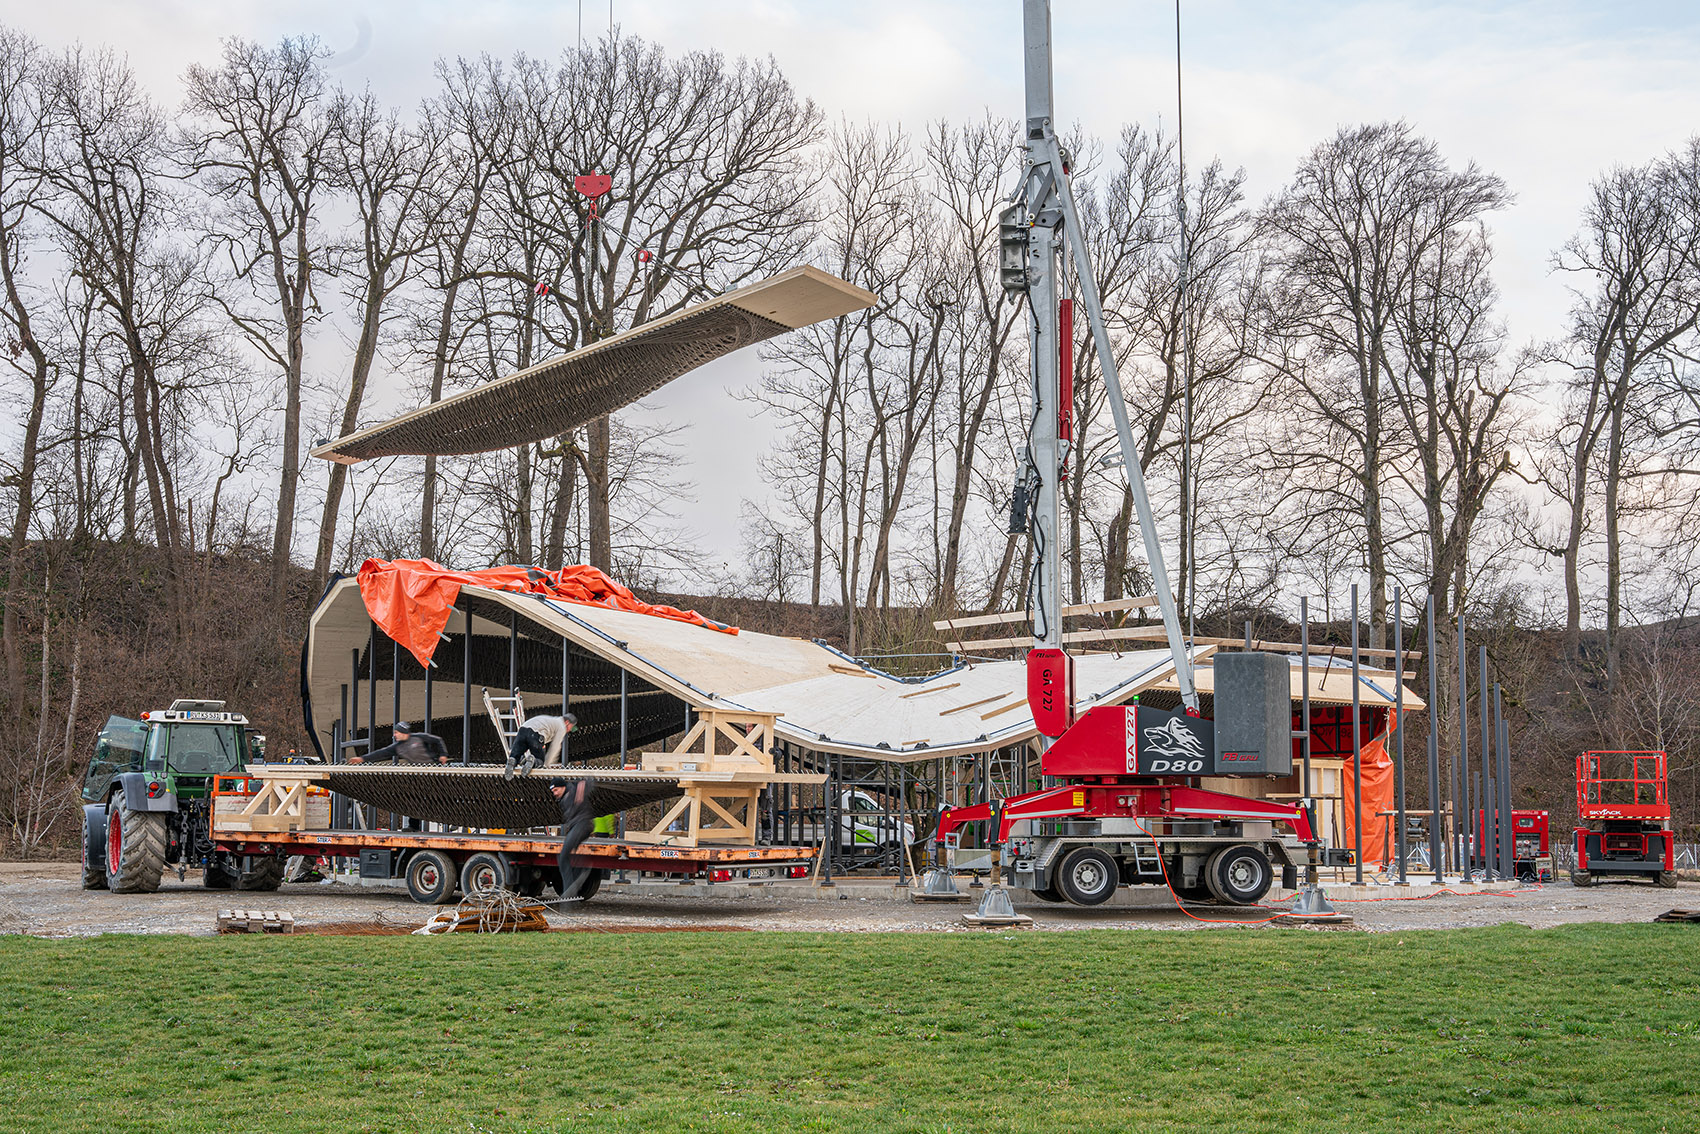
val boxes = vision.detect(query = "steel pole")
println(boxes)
[1474,648,1489,877]
[1351,583,1363,884]
[1425,596,1444,883]
[1457,612,1472,875]
[1393,585,1407,883]
[1301,597,1316,885]
[1496,683,1513,879]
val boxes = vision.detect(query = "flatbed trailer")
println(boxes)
[210,774,816,903]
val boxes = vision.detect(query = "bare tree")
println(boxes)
[183,37,334,614]
[0,27,52,710]
[1550,148,1700,679]
[310,89,447,585]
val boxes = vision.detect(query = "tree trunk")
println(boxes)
[586,416,611,571]
[314,275,386,585]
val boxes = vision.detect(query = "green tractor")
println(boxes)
[80,699,284,894]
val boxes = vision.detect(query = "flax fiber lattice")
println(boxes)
[320,768,680,829]
[316,306,786,463]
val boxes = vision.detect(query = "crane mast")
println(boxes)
[1014,0,1198,714]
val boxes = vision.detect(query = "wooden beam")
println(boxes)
[899,682,960,699]
[947,625,1169,653]
[933,595,1158,631]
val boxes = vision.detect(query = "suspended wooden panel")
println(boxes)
[310,266,875,465]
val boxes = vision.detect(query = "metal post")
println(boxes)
[1502,680,1516,884]
[1456,611,1472,875]
[349,649,360,758]
[1350,583,1363,884]
[619,667,628,767]
[390,637,400,737]
[821,749,836,886]
[367,621,376,755]
[509,612,519,697]
[1300,597,1314,885]
[422,631,433,736]
[1244,620,1253,650]
[1478,645,1491,875]
[1425,596,1445,883]
[460,607,472,765]
[1393,585,1407,884]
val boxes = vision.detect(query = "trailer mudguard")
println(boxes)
[114,772,177,812]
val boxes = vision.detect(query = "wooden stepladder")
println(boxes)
[625,709,823,848]
[482,688,526,751]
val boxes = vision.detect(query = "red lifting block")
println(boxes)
[1027,648,1075,737]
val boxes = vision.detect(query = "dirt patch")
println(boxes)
[4,862,1693,937]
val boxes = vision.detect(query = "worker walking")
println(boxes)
[505,713,577,779]
[550,776,600,899]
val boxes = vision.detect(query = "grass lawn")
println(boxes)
[0,923,1694,1133]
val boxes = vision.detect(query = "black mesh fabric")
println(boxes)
[323,305,788,461]
[320,768,681,829]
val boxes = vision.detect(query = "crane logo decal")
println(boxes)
[1138,714,1209,774]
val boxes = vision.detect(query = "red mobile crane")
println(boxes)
[1572,750,1676,888]
[929,2,1356,912]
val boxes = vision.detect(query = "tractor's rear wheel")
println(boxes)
[1570,867,1594,887]
[236,855,285,891]
[105,789,167,894]
[81,805,109,890]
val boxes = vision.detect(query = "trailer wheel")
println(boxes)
[1204,846,1272,905]
[105,789,167,894]
[1055,847,1118,906]
[460,852,511,895]
[203,862,237,889]
[513,864,546,898]
[81,805,109,890]
[236,855,285,891]
[406,850,458,904]
[1569,867,1593,888]
[577,868,604,902]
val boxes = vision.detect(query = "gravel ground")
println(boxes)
[3,862,1693,936]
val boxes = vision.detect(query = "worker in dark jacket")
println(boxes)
[505,713,577,779]
[348,721,450,765]
[550,776,600,899]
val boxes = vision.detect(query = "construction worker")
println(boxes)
[549,776,600,899]
[349,721,450,765]
[504,712,577,779]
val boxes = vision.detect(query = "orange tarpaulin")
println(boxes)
[355,558,737,668]
[1340,711,1397,865]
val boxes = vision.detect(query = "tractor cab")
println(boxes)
[80,699,279,895]
[81,700,259,806]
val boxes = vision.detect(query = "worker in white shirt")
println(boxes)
[504,712,578,779]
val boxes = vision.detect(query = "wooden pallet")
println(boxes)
[217,909,295,934]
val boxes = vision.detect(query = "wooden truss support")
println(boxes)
[623,708,822,847]
[213,773,330,834]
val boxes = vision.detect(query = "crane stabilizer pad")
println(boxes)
[318,767,682,830]
[309,266,876,465]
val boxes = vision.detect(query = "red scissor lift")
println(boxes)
[1572,750,1676,888]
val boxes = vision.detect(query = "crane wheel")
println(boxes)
[1204,846,1273,905]
[1055,847,1118,906]
[1569,868,1593,888]
[1031,884,1065,902]
[1656,871,1679,889]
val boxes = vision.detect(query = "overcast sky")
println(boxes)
[15,1,1700,574]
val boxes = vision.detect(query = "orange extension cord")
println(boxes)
[1130,820,1536,925]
